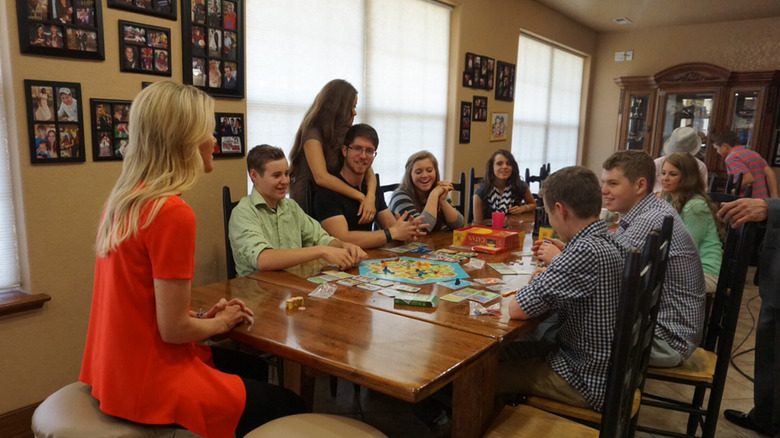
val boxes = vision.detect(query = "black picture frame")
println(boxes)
[90,98,132,161]
[459,101,471,144]
[214,112,245,157]
[182,0,244,99]
[119,20,172,76]
[107,0,177,20]
[495,61,516,102]
[472,95,488,122]
[17,0,105,60]
[462,52,494,91]
[25,79,86,163]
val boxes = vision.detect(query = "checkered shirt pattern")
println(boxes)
[616,194,705,360]
[514,220,628,411]
[725,146,770,198]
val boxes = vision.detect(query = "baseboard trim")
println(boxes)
[0,403,39,438]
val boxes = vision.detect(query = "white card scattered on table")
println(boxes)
[394,284,421,292]
[370,279,395,287]
[357,283,381,291]
[322,270,354,279]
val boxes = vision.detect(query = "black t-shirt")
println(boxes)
[313,173,387,231]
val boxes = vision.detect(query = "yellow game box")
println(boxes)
[452,226,523,254]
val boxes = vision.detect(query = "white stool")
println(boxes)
[245,414,388,438]
[32,382,202,438]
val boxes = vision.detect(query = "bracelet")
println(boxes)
[384,228,392,242]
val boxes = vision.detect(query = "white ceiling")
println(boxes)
[532,0,780,32]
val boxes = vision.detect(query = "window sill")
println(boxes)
[0,289,51,317]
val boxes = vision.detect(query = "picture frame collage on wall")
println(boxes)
[90,99,132,161]
[119,20,172,76]
[107,0,177,20]
[17,0,104,59]
[182,0,244,98]
[495,61,516,102]
[459,101,472,144]
[214,112,245,157]
[24,79,85,163]
[462,52,494,90]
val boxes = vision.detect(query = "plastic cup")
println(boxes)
[492,212,505,229]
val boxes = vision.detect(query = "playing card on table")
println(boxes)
[337,279,361,287]
[322,270,354,279]
[357,283,381,291]
[437,279,473,290]
[394,284,421,293]
[474,277,504,285]
[488,263,521,275]
[370,279,394,287]
[307,275,334,284]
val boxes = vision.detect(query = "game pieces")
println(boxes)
[359,257,470,285]
[284,296,304,309]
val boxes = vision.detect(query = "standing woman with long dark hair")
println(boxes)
[80,81,303,438]
[472,149,536,224]
[289,79,377,222]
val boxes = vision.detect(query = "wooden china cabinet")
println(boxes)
[615,63,780,187]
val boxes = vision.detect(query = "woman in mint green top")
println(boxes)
[661,152,724,293]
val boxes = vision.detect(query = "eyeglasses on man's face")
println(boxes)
[346,145,377,157]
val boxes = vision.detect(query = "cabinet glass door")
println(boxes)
[625,94,651,150]
[660,92,713,155]
[730,91,759,148]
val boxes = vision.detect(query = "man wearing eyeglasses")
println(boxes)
[313,123,426,248]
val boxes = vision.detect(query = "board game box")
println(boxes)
[394,292,438,308]
[452,226,523,254]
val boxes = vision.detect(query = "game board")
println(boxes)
[358,257,470,285]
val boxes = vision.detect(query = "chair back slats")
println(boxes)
[601,219,670,438]
[708,175,718,193]
[466,167,483,224]
[450,172,467,216]
[222,186,239,280]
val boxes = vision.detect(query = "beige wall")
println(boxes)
[584,16,780,173]
[445,0,596,179]
[0,2,248,413]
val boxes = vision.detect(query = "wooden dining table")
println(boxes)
[247,214,541,343]
[192,212,542,437]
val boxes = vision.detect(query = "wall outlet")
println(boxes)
[614,51,625,62]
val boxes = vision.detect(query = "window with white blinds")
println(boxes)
[0,44,21,290]
[245,0,450,193]
[511,34,584,175]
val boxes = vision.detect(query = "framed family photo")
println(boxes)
[182,0,244,98]
[90,98,132,161]
[108,0,177,20]
[25,79,85,163]
[119,20,172,76]
[495,61,516,102]
[17,0,104,60]
[472,95,488,122]
[213,112,245,157]
[459,101,471,144]
[489,112,508,141]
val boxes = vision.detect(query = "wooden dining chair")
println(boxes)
[222,186,239,280]
[637,219,758,438]
[524,168,543,199]
[375,173,399,205]
[487,220,671,438]
[450,171,467,216]
[466,167,483,223]
[520,217,673,433]
[245,413,388,438]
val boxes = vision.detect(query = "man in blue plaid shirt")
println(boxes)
[602,150,705,367]
[500,166,628,412]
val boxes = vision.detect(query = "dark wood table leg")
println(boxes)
[452,345,500,438]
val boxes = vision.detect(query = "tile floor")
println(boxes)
[308,266,768,437]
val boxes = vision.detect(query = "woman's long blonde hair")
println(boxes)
[96,81,214,257]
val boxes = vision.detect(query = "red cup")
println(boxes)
[492,212,505,229]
